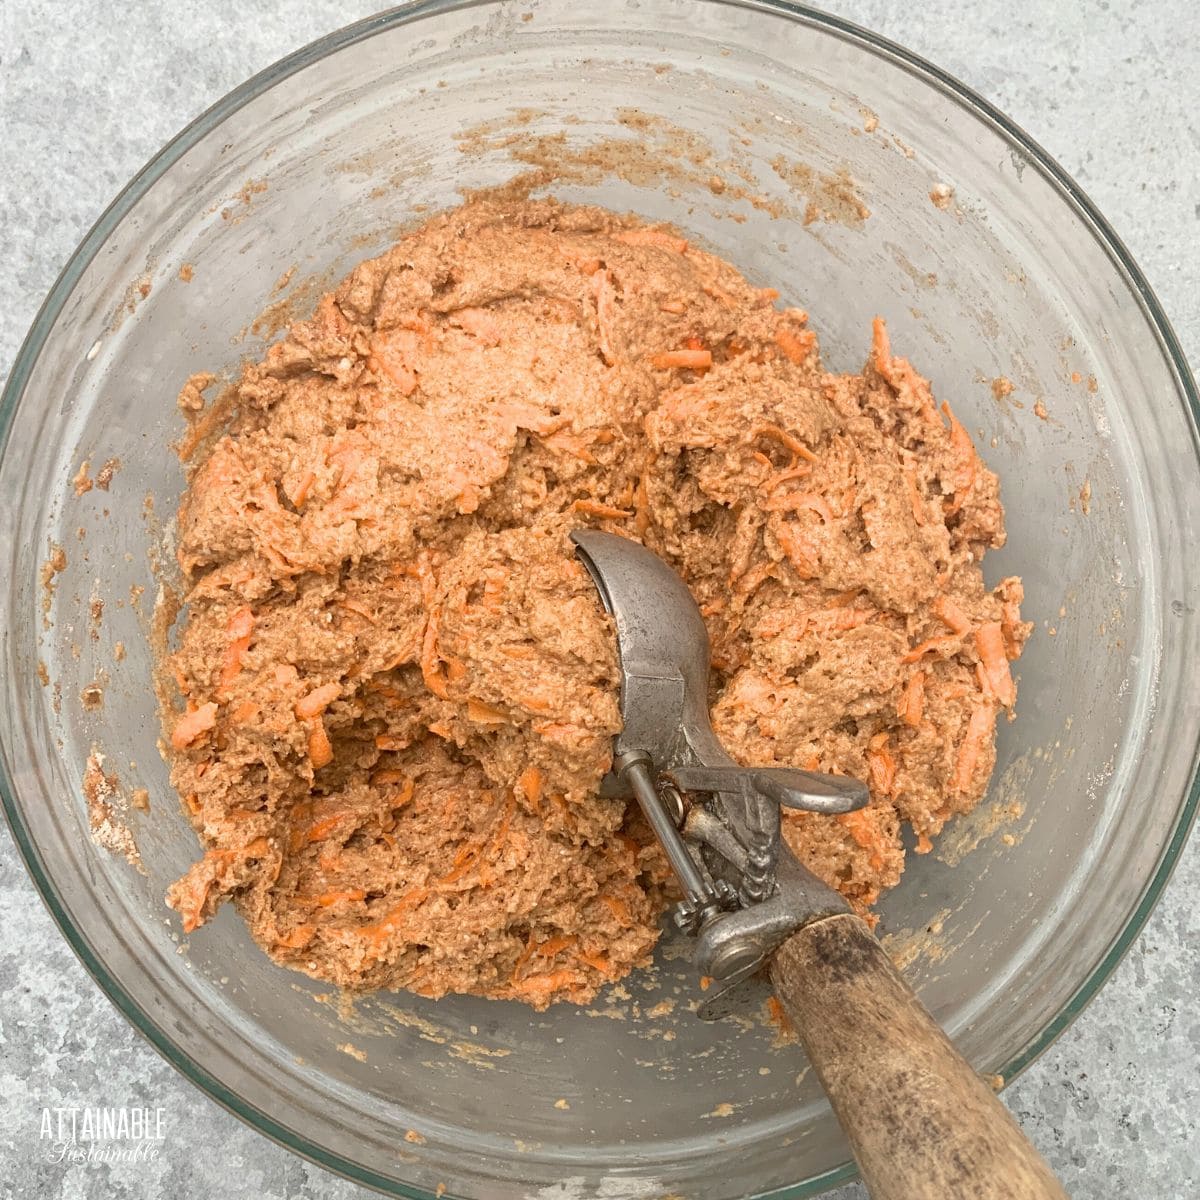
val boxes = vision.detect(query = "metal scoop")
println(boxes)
[572,528,866,1015]
[572,530,1067,1200]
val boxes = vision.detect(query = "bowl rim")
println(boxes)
[2,1,1198,1197]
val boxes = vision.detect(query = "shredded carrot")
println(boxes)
[511,935,538,978]
[897,671,926,727]
[369,325,424,393]
[336,598,377,625]
[734,561,778,600]
[755,599,873,638]
[490,792,515,847]
[519,694,556,716]
[274,924,314,950]
[774,326,817,365]
[171,852,227,932]
[615,227,688,253]
[764,491,836,523]
[439,847,481,885]
[915,833,933,854]
[867,743,897,797]
[871,316,942,425]
[536,934,577,958]
[316,888,365,907]
[933,594,973,636]
[942,401,979,511]
[579,950,612,974]
[307,719,334,769]
[841,810,874,847]
[218,606,255,694]
[285,467,317,509]
[295,682,341,720]
[370,770,413,795]
[571,499,633,520]
[231,700,259,724]
[773,522,819,578]
[171,702,218,750]
[372,351,418,396]
[770,465,816,502]
[953,703,996,793]
[901,635,959,664]
[225,806,262,821]
[419,564,449,699]
[453,305,503,346]
[699,975,713,991]
[975,622,1016,707]
[601,893,632,926]
[650,348,713,371]
[1000,598,1024,660]
[975,661,992,698]
[375,734,409,751]
[303,812,348,845]
[840,808,885,870]
[752,423,818,464]
[511,970,579,998]
[372,768,410,787]
[591,268,618,364]
[359,887,431,951]
[500,643,536,660]
[540,430,599,464]
[466,698,508,724]
[517,766,544,813]
[871,315,895,381]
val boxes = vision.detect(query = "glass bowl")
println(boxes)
[2,2,1198,1197]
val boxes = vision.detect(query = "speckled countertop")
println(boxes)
[1,2,1197,1197]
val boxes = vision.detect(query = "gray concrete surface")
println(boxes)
[1,1,1197,1197]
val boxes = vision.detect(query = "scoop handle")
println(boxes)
[769,913,1068,1200]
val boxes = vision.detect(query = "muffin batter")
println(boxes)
[164,199,1029,1008]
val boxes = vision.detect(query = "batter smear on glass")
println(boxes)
[163,199,1029,1008]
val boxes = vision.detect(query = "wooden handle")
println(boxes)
[769,912,1068,1200]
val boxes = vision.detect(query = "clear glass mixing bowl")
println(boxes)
[2,2,1198,1197]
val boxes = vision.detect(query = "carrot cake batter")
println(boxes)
[163,198,1029,1008]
